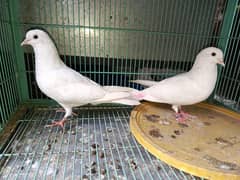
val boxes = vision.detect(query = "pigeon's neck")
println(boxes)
[33,43,64,71]
[189,58,218,85]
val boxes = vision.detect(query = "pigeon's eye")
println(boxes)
[211,52,216,56]
[33,35,38,39]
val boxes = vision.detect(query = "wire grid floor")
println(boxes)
[0,106,202,180]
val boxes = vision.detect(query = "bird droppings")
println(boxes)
[215,137,233,146]
[91,143,100,149]
[99,152,105,159]
[174,130,181,135]
[208,115,215,119]
[43,144,51,152]
[32,161,40,169]
[194,147,201,152]
[91,167,97,174]
[91,161,97,167]
[203,155,239,171]
[149,129,163,138]
[129,159,138,170]
[157,166,162,171]
[91,150,97,155]
[82,175,89,180]
[203,122,211,126]
[171,135,176,139]
[69,130,76,135]
[107,128,113,133]
[159,119,171,125]
[116,163,122,170]
[178,123,189,128]
[101,168,106,175]
[144,114,160,122]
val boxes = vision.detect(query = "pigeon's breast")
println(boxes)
[35,70,60,98]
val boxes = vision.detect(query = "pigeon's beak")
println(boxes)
[217,59,225,67]
[21,38,30,46]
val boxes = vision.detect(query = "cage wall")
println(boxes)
[215,1,240,111]
[0,0,239,129]
[0,1,21,130]
[15,0,235,103]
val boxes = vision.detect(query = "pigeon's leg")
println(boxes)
[56,108,78,116]
[172,105,196,123]
[46,107,72,129]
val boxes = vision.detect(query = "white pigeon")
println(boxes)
[131,47,225,123]
[21,29,140,128]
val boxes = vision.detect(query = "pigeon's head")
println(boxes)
[21,29,52,47]
[197,47,225,67]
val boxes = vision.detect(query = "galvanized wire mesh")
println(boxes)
[0,106,202,180]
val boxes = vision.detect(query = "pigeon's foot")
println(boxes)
[56,108,78,116]
[175,111,196,123]
[45,118,67,130]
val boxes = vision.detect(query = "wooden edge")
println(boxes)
[130,102,240,180]
[0,105,28,150]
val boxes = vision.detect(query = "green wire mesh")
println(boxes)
[0,0,20,131]
[16,0,230,100]
[215,0,240,111]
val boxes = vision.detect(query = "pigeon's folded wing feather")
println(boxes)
[142,74,203,105]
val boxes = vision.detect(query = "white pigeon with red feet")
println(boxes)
[21,29,140,129]
[131,47,225,123]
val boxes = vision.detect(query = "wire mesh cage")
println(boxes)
[0,0,240,179]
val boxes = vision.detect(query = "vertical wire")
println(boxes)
[161,0,169,78]
[88,0,92,81]
[73,0,77,73]
[102,0,106,85]
[155,0,164,81]
[67,0,73,79]
[123,0,129,87]
[98,0,101,84]
[117,0,125,85]
[112,0,117,86]
[78,0,82,74]
[149,0,157,80]
[116,0,122,86]
[93,0,97,82]
[107,0,112,85]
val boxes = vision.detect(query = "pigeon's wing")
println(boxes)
[142,73,204,105]
[40,67,106,105]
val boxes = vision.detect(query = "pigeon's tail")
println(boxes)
[111,99,140,105]
[103,86,138,93]
[93,88,140,105]
[130,80,158,87]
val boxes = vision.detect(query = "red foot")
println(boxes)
[45,118,67,129]
[175,111,196,123]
